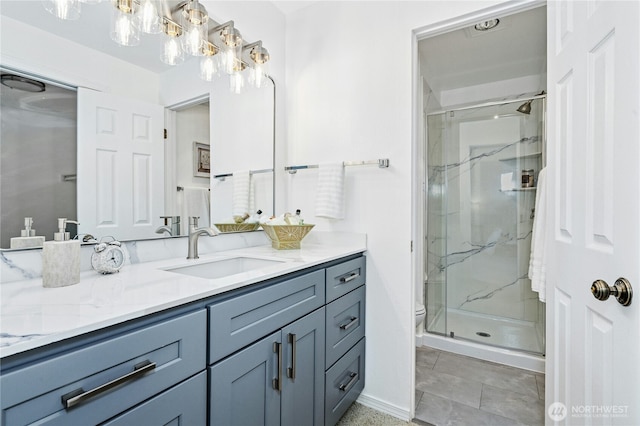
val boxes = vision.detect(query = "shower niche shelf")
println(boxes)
[499,152,542,162]
[499,187,537,192]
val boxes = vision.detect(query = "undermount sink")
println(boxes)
[163,257,286,280]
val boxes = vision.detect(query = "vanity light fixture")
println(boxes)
[160,19,184,66]
[111,0,140,47]
[199,41,221,81]
[43,0,81,20]
[40,0,271,92]
[211,22,243,75]
[181,0,208,56]
[139,0,162,34]
[244,41,270,89]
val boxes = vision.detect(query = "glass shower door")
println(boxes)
[425,98,546,355]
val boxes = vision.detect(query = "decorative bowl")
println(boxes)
[214,223,260,233]
[260,224,315,250]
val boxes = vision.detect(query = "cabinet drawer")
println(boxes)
[1,310,206,426]
[325,286,366,369]
[103,371,207,426]
[325,338,366,426]
[325,256,365,303]
[209,269,325,364]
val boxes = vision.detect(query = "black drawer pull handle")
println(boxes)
[339,273,359,284]
[338,372,358,392]
[287,333,297,380]
[273,342,283,391]
[61,360,156,409]
[339,316,359,331]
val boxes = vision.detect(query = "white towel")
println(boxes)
[315,163,345,219]
[232,170,251,217]
[181,187,210,234]
[528,167,547,302]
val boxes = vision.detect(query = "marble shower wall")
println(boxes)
[426,101,544,331]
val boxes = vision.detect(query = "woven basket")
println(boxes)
[214,223,260,233]
[260,224,315,249]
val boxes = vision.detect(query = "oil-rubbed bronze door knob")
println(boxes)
[591,278,633,306]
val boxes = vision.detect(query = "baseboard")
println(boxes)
[356,392,412,422]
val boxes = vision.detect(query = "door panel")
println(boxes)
[209,330,281,426]
[281,308,325,426]
[77,88,164,240]
[547,2,640,424]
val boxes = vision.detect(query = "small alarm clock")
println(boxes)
[91,239,125,274]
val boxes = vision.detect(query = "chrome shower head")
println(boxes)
[516,99,532,115]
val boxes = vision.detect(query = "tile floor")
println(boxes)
[414,346,545,426]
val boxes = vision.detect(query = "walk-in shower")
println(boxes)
[424,96,546,361]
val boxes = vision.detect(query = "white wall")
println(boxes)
[284,0,505,418]
[0,16,160,102]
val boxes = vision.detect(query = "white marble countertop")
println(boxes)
[1,234,366,358]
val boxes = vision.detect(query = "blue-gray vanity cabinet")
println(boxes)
[102,371,207,426]
[208,269,325,364]
[325,285,366,368]
[209,308,326,426]
[207,268,326,425]
[323,255,366,426]
[325,256,366,303]
[0,310,206,425]
[281,307,326,426]
[325,338,366,426]
[209,330,282,426]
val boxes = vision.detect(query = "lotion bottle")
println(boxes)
[42,218,80,288]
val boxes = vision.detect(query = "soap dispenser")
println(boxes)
[42,218,81,288]
[9,217,45,249]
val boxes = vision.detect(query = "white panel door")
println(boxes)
[77,88,164,241]
[547,2,639,425]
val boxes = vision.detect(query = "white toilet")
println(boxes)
[415,302,426,331]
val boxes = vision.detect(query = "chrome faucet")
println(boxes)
[187,216,219,259]
[155,225,172,236]
[157,216,181,236]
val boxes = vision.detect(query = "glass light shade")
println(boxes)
[200,56,221,81]
[229,72,244,94]
[110,0,140,46]
[181,0,208,56]
[139,0,161,34]
[160,20,184,66]
[79,0,102,3]
[161,37,184,65]
[229,62,246,94]
[220,27,242,74]
[43,0,80,20]
[249,46,270,88]
[199,42,220,81]
[183,25,207,56]
[249,62,269,88]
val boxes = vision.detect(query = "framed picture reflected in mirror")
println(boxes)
[193,142,210,178]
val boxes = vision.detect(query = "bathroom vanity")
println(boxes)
[0,236,366,425]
